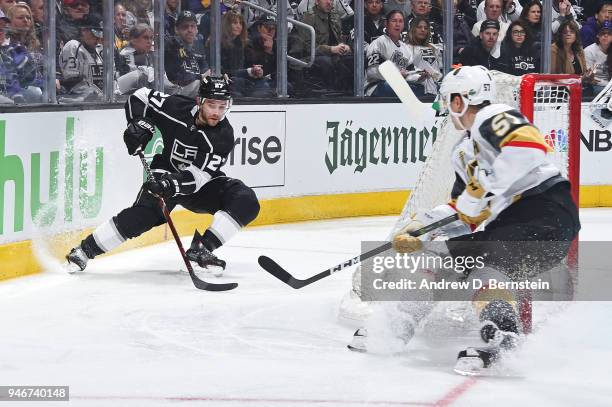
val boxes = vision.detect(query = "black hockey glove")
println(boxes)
[123,118,155,155]
[144,173,179,199]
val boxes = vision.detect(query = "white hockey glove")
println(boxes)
[456,161,491,227]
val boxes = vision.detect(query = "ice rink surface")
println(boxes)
[1,209,612,407]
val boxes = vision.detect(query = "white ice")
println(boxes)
[1,209,611,407]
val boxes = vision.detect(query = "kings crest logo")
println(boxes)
[170,139,198,171]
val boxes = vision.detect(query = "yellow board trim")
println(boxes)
[1,186,610,281]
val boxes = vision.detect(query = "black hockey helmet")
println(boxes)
[199,75,232,102]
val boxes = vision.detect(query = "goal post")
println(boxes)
[340,73,583,334]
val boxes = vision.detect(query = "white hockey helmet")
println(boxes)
[438,65,496,118]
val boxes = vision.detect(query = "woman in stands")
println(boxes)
[406,16,443,95]
[551,20,594,87]
[215,11,268,97]
[5,3,43,102]
[498,19,540,76]
[519,0,542,48]
[365,10,424,97]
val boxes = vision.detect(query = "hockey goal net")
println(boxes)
[341,72,582,333]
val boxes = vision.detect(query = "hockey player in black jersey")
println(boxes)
[66,76,260,275]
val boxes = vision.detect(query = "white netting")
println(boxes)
[389,72,573,237]
[340,72,578,327]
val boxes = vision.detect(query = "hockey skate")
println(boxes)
[347,328,368,353]
[186,231,226,277]
[454,300,520,376]
[66,246,89,273]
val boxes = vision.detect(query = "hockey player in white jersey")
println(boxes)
[350,65,581,374]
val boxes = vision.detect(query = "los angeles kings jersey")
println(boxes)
[125,87,235,195]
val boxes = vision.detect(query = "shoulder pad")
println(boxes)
[478,109,530,151]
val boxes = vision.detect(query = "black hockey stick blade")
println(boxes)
[188,270,238,291]
[259,214,459,289]
[138,151,238,292]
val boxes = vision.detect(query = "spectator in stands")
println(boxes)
[57,0,91,50]
[115,23,178,95]
[245,15,278,96]
[297,0,353,22]
[453,0,475,63]
[460,18,502,69]
[455,0,478,27]
[299,0,353,93]
[364,0,385,45]
[249,0,298,32]
[29,0,44,45]
[58,14,104,101]
[165,0,178,38]
[580,1,612,48]
[476,0,522,23]
[407,15,442,94]
[498,19,539,75]
[116,23,152,92]
[585,20,612,94]
[383,0,410,19]
[551,20,593,88]
[5,2,44,102]
[216,11,268,97]
[0,15,18,103]
[165,10,210,97]
[551,0,580,34]
[124,0,153,27]
[406,0,443,46]
[365,10,423,96]
[0,0,16,18]
[114,3,130,52]
[519,0,542,47]
[184,0,208,14]
[472,0,509,57]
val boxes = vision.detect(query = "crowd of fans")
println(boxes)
[0,0,609,103]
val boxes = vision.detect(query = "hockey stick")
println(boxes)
[378,60,428,121]
[137,151,238,292]
[258,214,459,289]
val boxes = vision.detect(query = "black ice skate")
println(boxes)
[66,246,89,273]
[186,230,226,276]
[454,300,520,376]
[347,328,368,353]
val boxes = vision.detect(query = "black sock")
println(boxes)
[80,235,105,259]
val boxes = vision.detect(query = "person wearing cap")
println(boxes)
[165,10,210,98]
[471,0,509,58]
[58,13,104,101]
[581,0,612,48]
[245,14,279,96]
[458,19,503,70]
[585,20,612,94]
